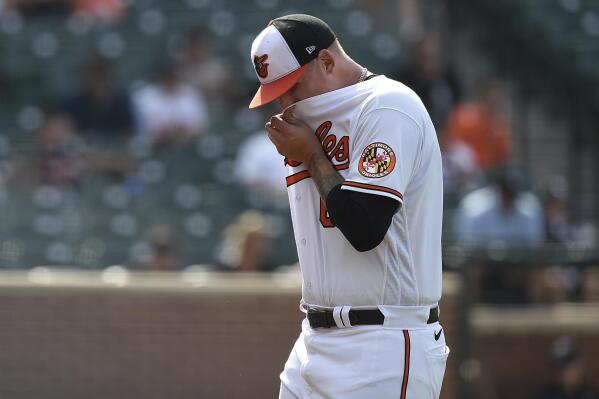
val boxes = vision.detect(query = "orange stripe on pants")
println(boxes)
[400,330,410,399]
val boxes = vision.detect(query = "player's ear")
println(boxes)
[317,49,335,74]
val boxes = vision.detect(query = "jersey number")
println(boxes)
[319,200,335,228]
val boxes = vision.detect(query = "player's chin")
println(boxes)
[278,99,288,111]
[279,97,295,111]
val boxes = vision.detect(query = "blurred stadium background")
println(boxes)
[0,0,598,398]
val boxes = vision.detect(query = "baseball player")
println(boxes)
[249,14,449,398]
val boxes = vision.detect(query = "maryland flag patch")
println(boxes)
[358,142,396,178]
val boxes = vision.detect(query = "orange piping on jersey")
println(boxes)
[285,164,349,187]
[286,170,311,187]
[400,330,410,399]
[342,181,403,200]
[284,158,303,167]
[319,200,335,228]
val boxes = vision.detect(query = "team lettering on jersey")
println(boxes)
[284,121,349,229]
[284,121,349,172]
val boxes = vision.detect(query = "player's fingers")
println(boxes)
[265,117,279,133]
[264,126,285,155]
[281,106,298,124]
[266,116,280,130]
[269,115,291,133]
[265,121,282,142]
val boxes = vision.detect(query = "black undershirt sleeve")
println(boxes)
[325,184,400,252]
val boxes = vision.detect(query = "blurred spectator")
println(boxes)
[534,336,597,399]
[454,170,544,246]
[34,113,87,187]
[444,79,512,172]
[527,176,598,303]
[217,210,274,272]
[529,265,571,303]
[132,60,209,144]
[2,0,126,21]
[454,170,544,303]
[545,176,573,243]
[234,130,287,208]
[64,52,134,138]
[2,0,70,17]
[144,225,180,271]
[177,28,237,119]
[397,0,424,42]
[72,0,126,23]
[530,174,599,303]
[442,140,479,205]
[393,34,460,131]
[543,176,596,246]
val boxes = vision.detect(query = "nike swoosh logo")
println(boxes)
[434,328,443,341]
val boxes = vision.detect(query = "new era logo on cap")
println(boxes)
[249,14,336,108]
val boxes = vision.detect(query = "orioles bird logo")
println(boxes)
[254,54,269,78]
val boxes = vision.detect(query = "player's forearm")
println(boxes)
[307,150,344,200]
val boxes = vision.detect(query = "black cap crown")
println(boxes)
[271,14,336,66]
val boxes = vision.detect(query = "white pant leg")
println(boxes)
[279,330,310,399]
[404,322,450,399]
[280,319,449,399]
[279,382,300,399]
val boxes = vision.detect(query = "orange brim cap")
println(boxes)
[248,65,308,109]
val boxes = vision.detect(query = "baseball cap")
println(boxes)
[249,14,336,109]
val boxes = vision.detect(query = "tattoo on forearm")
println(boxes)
[308,151,344,201]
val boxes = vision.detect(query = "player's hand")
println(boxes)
[265,107,323,164]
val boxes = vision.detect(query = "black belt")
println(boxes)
[307,306,439,329]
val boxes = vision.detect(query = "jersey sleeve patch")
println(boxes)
[358,142,396,178]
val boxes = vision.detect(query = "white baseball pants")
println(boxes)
[279,316,449,399]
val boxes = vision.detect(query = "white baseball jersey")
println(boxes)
[285,75,443,308]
